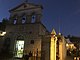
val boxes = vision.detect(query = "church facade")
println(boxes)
[1,2,66,60]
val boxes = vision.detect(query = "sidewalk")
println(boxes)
[66,56,73,60]
[9,58,23,60]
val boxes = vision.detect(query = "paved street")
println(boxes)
[0,55,74,60]
[9,58,23,60]
[9,56,73,60]
[66,56,73,60]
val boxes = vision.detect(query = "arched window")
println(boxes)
[22,16,26,24]
[13,14,18,24]
[31,15,36,23]
[13,19,17,24]
[13,18,17,24]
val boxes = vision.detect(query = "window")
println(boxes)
[31,15,36,23]
[22,16,26,24]
[30,40,34,44]
[13,18,17,24]
[24,4,27,8]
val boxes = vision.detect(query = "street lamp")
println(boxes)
[0,32,6,36]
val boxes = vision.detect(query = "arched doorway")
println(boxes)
[14,35,24,58]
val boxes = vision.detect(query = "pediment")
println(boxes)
[9,3,43,12]
[51,28,56,35]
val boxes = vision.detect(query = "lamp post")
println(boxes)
[36,49,38,60]
[74,41,79,60]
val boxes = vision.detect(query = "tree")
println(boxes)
[0,38,13,60]
[2,18,9,25]
[0,18,9,31]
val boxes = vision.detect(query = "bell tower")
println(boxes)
[9,2,43,24]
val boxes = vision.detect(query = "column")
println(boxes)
[9,16,14,24]
[35,14,42,23]
[16,16,22,24]
[25,15,32,23]
[50,36,57,60]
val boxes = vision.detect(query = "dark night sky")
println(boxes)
[0,0,80,36]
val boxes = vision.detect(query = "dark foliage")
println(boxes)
[0,38,13,59]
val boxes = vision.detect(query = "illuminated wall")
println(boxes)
[50,29,57,60]
[59,36,67,60]
[50,36,57,60]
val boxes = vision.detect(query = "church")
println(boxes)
[0,1,66,60]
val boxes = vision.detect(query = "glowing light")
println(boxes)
[74,57,80,60]
[74,57,76,60]
[15,41,24,58]
[66,43,76,50]
[0,32,6,36]
[66,44,69,47]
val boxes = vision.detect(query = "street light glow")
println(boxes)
[0,32,6,36]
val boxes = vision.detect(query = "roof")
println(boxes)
[51,28,56,35]
[66,39,72,44]
[9,2,43,12]
[66,36,80,43]
[70,36,80,42]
